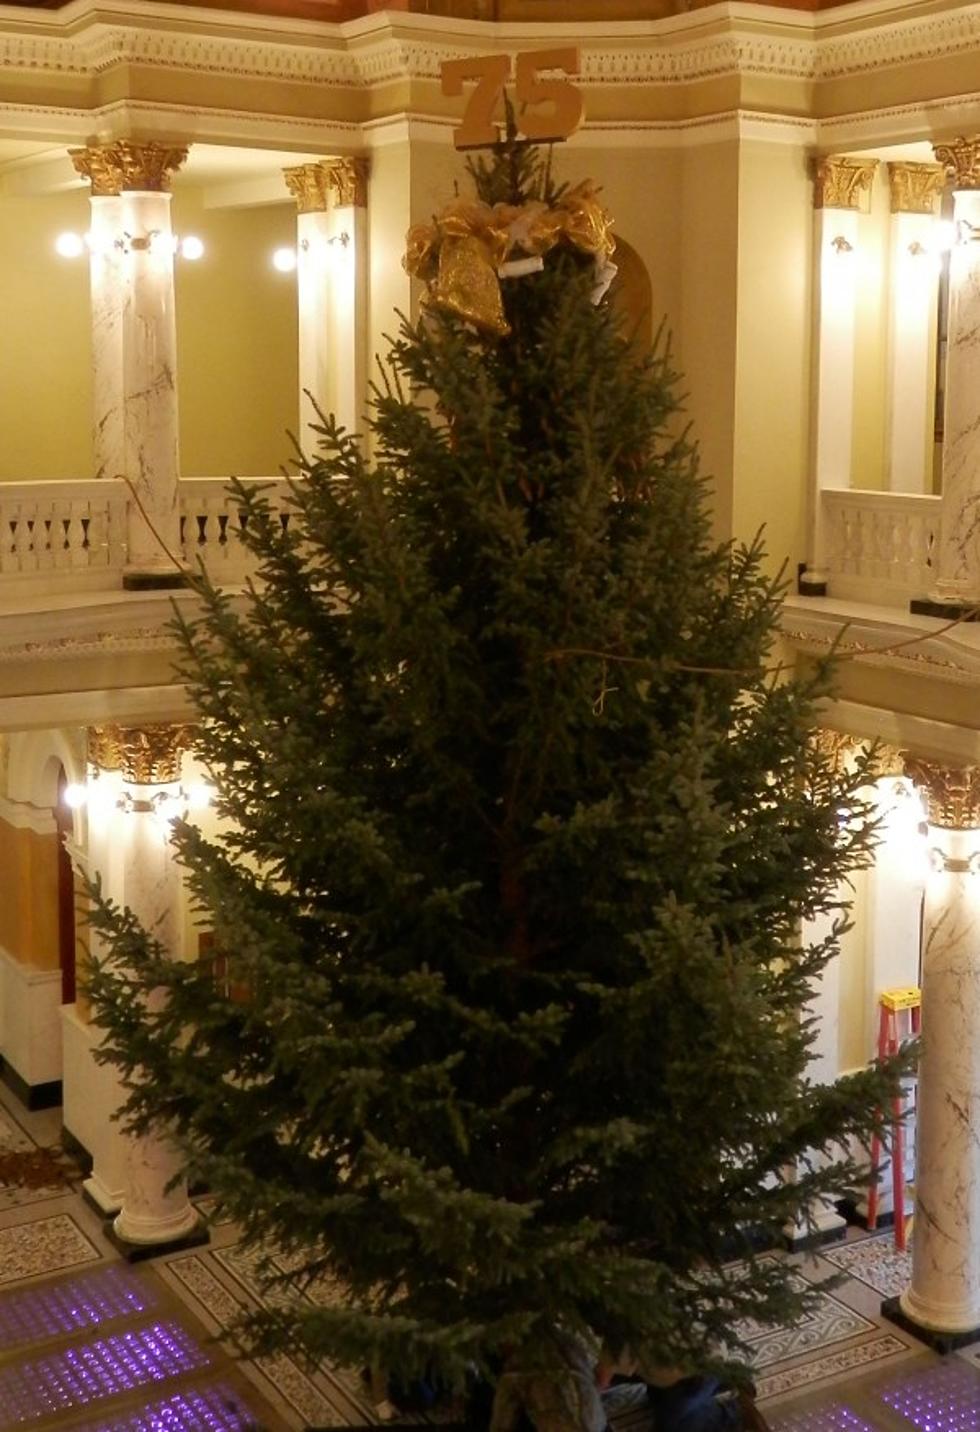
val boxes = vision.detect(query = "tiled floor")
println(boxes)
[4,1081,980,1431]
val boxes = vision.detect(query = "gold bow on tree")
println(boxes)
[403,182,615,337]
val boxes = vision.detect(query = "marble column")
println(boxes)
[800,157,878,595]
[70,142,189,590]
[284,156,369,440]
[926,139,980,604]
[885,164,945,494]
[86,723,205,1257]
[890,760,980,1344]
[323,157,369,438]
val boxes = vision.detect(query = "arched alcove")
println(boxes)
[609,235,653,352]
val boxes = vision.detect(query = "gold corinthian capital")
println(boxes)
[887,162,946,215]
[904,758,980,830]
[933,137,980,192]
[813,157,878,211]
[69,141,189,195]
[88,724,196,786]
[283,162,331,214]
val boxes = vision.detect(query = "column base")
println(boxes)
[82,1175,124,1219]
[909,596,980,620]
[783,1209,847,1253]
[881,1295,980,1352]
[797,564,827,597]
[122,569,188,591]
[105,1212,209,1263]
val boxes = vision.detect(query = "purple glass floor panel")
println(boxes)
[68,1382,259,1431]
[879,1361,980,1432]
[0,1266,155,1352]
[0,1319,210,1424]
[769,1402,877,1432]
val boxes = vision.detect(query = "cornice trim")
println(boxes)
[0,1,978,95]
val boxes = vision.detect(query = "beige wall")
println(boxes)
[0,186,298,482]
[173,191,298,476]
[0,190,93,480]
[732,139,812,581]
[679,141,740,548]
[851,164,890,492]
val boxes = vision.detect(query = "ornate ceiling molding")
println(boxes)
[0,4,979,97]
[0,629,181,665]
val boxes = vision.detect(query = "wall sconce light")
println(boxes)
[271,232,351,273]
[830,235,854,255]
[907,240,927,257]
[54,230,205,260]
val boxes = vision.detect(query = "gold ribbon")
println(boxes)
[403,184,615,337]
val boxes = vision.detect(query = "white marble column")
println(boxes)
[897,761,980,1340]
[284,157,369,440]
[801,157,878,595]
[859,773,927,1221]
[87,724,203,1254]
[69,143,188,589]
[324,158,369,438]
[885,164,945,494]
[930,140,980,603]
[88,195,126,481]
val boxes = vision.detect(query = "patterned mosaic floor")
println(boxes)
[0,1082,977,1430]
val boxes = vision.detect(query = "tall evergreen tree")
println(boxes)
[87,146,905,1425]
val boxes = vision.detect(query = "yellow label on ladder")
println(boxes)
[881,986,921,1012]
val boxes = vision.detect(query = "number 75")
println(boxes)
[441,48,583,151]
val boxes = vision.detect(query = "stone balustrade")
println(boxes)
[0,478,294,597]
[822,488,939,606]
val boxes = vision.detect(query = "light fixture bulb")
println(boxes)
[180,235,205,261]
[272,246,298,273]
[63,782,88,809]
[186,782,212,810]
[55,231,85,259]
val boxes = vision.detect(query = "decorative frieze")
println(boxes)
[933,137,980,192]
[69,141,188,195]
[283,162,331,214]
[813,156,878,211]
[88,724,195,786]
[324,156,369,209]
[904,759,980,830]
[888,161,946,215]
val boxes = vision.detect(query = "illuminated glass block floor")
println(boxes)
[769,1355,980,1432]
[0,1262,285,1430]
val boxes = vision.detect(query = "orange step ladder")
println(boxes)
[867,986,920,1252]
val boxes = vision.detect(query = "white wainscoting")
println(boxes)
[61,1004,127,1214]
[0,944,63,1090]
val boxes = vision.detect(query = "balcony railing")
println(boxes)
[822,488,939,607]
[0,478,294,598]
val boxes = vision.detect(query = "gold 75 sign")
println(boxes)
[441,48,583,151]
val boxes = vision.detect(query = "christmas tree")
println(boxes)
[86,145,906,1426]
